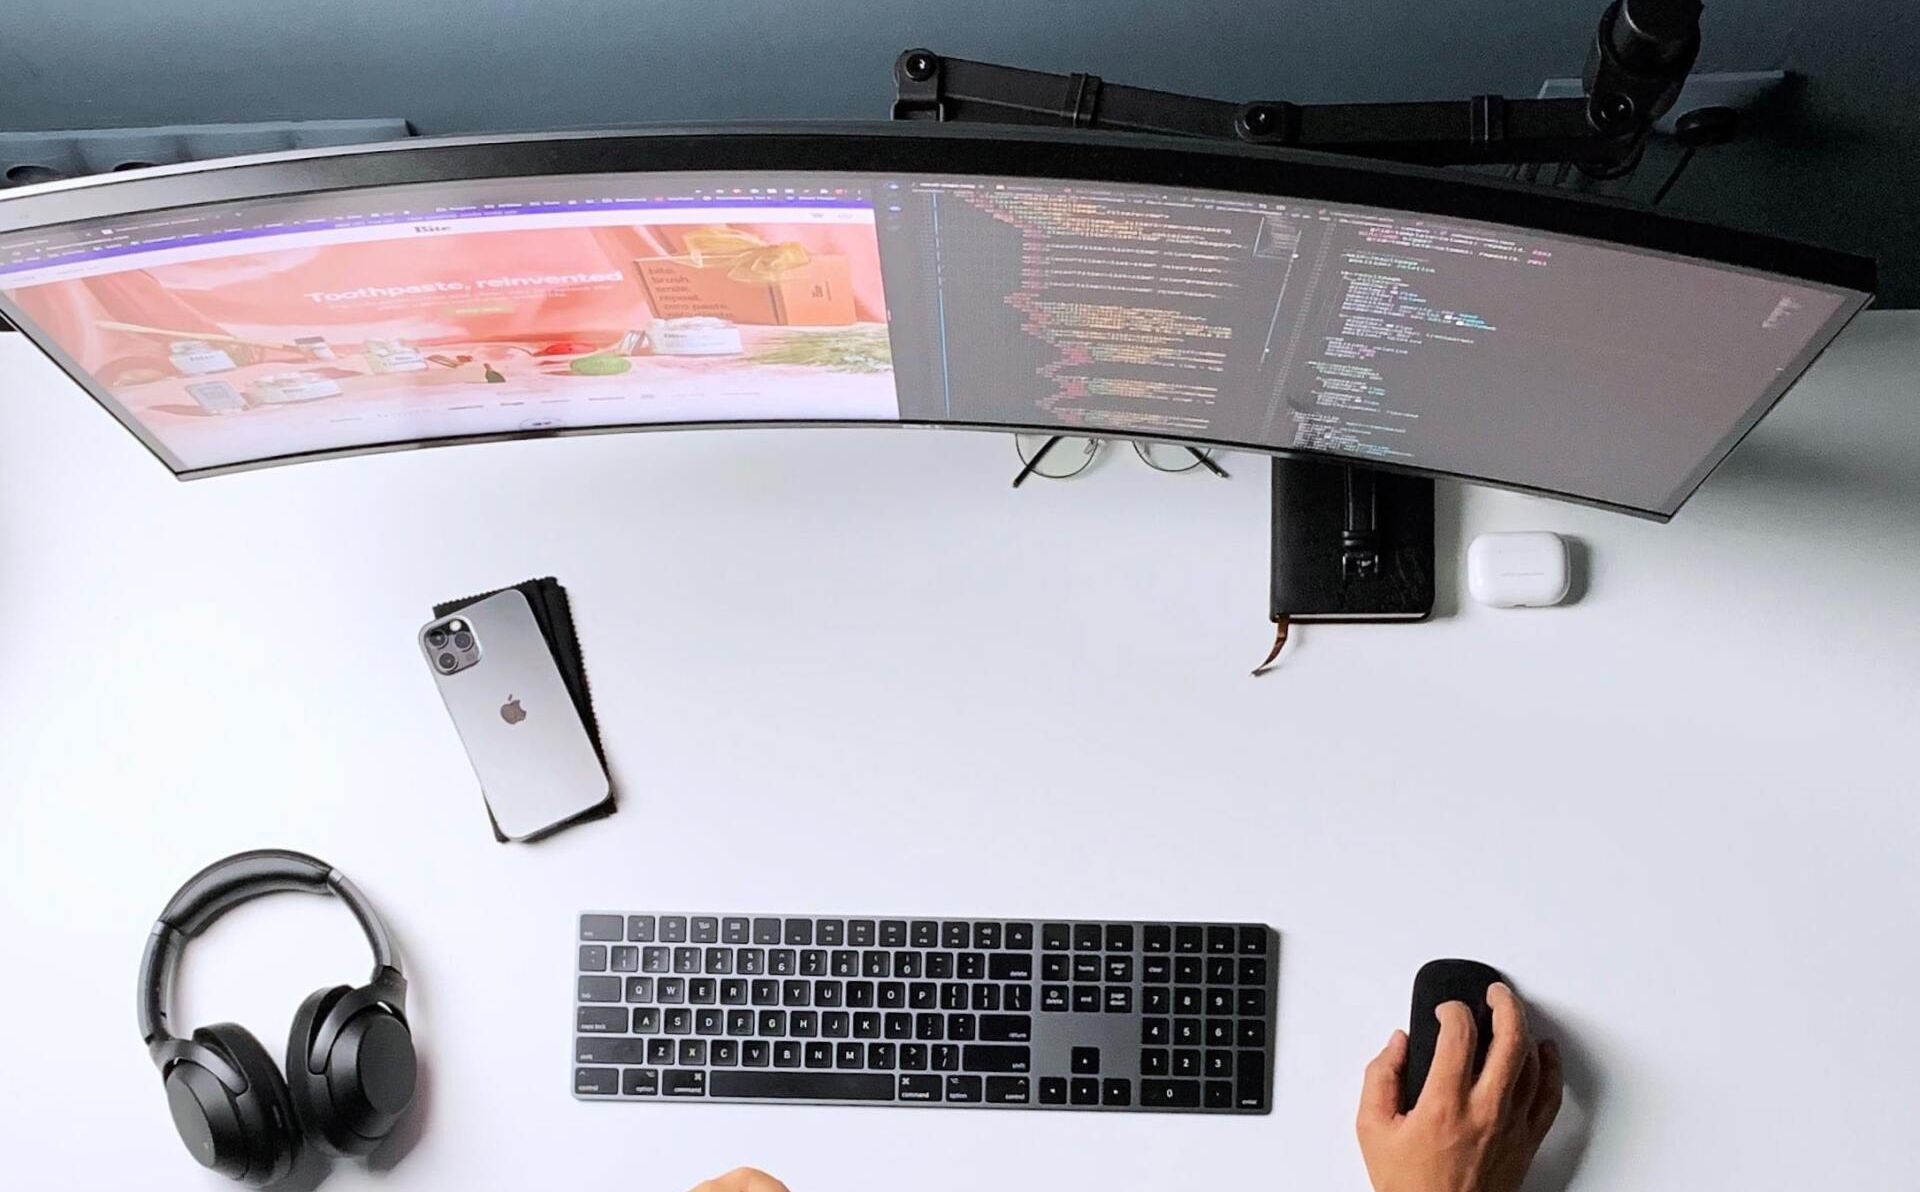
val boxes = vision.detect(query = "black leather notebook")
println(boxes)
[1269,459,1435,622]
[435,577,615,841]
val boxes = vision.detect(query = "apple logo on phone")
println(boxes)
[500,695,527,725]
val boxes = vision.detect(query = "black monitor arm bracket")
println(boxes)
[890,1,1702,638]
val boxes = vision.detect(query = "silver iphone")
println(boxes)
[420,589,609,840]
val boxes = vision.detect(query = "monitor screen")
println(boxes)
[0,128,1872,516]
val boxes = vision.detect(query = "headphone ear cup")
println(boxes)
[188,1023,301,1186]
[288,985,417,1156]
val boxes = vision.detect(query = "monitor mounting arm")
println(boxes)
[890,1,1704,639]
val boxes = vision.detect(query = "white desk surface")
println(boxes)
[3,314,1918,1192]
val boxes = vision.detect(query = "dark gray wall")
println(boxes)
[2,0,1914,302]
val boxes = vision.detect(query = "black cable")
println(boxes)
[1648,145,1697,206]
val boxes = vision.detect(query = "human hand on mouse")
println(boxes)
[1356,982,1562,1192]
[687,1168,791,1192]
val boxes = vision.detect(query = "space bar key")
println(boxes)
[710,1072,896,1101]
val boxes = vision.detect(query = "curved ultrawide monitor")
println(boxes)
[0,125,1873,517]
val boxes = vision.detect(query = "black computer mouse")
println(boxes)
[1401,958,1507,1112]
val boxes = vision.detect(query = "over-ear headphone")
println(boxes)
[137,850,417,1186]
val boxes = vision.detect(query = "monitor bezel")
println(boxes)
[0,123,1876,519]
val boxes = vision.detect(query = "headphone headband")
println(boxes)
[138,850,402,1049]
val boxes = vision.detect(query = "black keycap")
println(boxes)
[867,1042,895,1069]
[575,1036,646,1064]
[722,917,751,944]
[1042,956,1070,982]
[973,922,1002,950]
[743,1041,770,1067]
[941,983,968,1011]
[948,1013,976,1041]
[848,981,875,1008]
[633,1008,661,1034]
[738,949,766,976]
[1005,986,1033,1012]
[1173,1049,1201,1077]
[836,1043,863,1069]
[1071,1047,1101,1075]
[751,980,778,1006]
[899,952,926,979]
[1039,1077,1068,1104]
[704,948,732,975]
[1105,956,1134,982]
[642,947,671,975]
[1105,924,1134,953]
[848,920,876,947]
[910,983,937,1010]
[1174,987,1202,1013]
[664,1008,692,1034]
[1006,923,1035,950]
[854,1012,881,1040]
[721,979,748,1006]
[578,976,621,1003]
[1240,958,1270,987]
[1142,1079,1201,1108]
[1070,1077,1099,1105]
[1143,1048,1169,1075]
[1175,958,1203,984]
[579,945,609,972]
[1205,1050,1233,1078]
[970,985,999,1012]
[1142,1018,1170,1045]
[648,1039,676,1065]
[1238,1021,1267,1047]
[1206,958,1234,984]
[1072,957,1101,982]
[986,1076,1030,1103]
[816,981,844,1008]
[979,1015,1032,1042]
[945,1075,983,1103]
[1041,923,1072,951]
[784,919,813,946]
[575,1067,618,1095]
[611,946,639,973]
[782,980,810,1007]
[727,1010,754,1036]
[1072,924,1103,952]
[1144,925,1173,953]
[963,1045,1031,1072]
[696,1009,723,1036]
[1205,1020,1232,1046]
[1238,989,1268,1016]
[679,1039,707,1065]
[712,1040,739,1067]
[1041,986,1069,1012]
[790,1012,818,1037]
[627,915,657,943]
[1240,925,1269,955]
[898,1073,941,1102]
[804,1042,832,1068]
[862,951,891,978]
[884,1014,912,1040]
[1144,957,1172,984]
[1072,986,1100,1012]
[1144,988,1172,1014]
[932,1045,960,1072]
[673,947,701,975]
[878,982,905,1009]
[623,1068,660,1096]
[663,1070,707,1097]
[880,921,908,947]
[580,915,623,942]
[1174,1019,1201,1045]
[577,1006,629,1033]
[817,920,845,947]
[690,979,717,1005]
[957,953,986,981]
[753,918,782,944]
[800,950,828,977]
[660,917,688,944]
[990,954,1032,981]
[822,1012,851,1038]
[900,1043,929,1070]
[1175,926,1203,954]
[942,922,970,948]
[1206,989,1233,1015]
[1103,1079,1132,1107]
[692,917,720,944]
[1236,1050,1266,1109]
[1207,926,1236,954]
[658,978,686,1005]
[1104,987,1134,1014]
[911,921,939,947]
[915,1013,944,1040]
[1206,1080,1234,1109]
[773,1042,801,1067]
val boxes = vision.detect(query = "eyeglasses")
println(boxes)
[1011,434,1229,487]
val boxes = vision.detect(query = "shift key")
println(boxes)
[962,1045,1030,1072]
